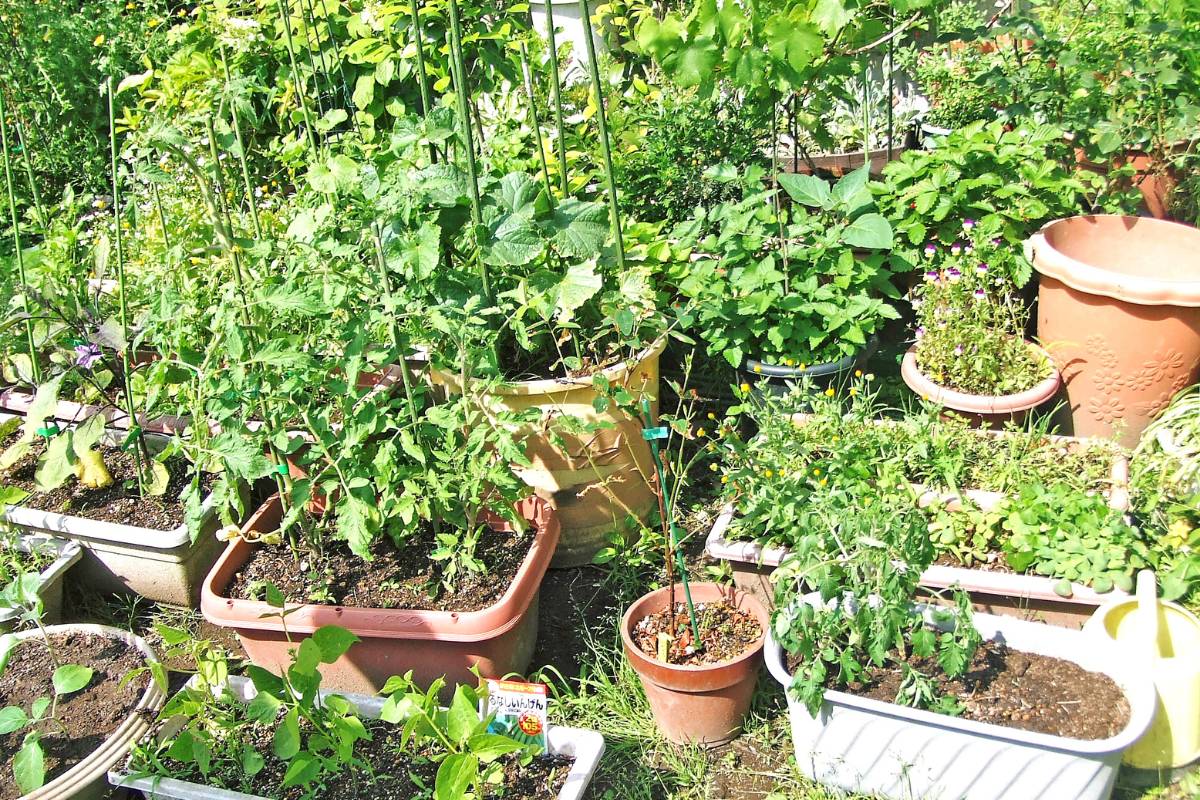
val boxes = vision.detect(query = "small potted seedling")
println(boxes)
[612,377,769,747]
[0,571,164,797]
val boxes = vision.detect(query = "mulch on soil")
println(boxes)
[227,520,535,611]
[825,640,1131,740]
[0,433,209,529]
[158,717,573,799]
[0,631,151,800]
[632,600,763,666]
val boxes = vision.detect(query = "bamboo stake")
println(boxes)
[0,93,40,384]
[578,0,625,268]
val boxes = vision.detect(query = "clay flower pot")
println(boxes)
[430,341,664,568]
[1026,215,1200,447]
[201,494,559,695]
[621,582,768,747]
[900,342,1062,427]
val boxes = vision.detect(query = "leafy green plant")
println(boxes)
[910,222,1051,396]
[671,164,898,369]
[997,483,1151,596]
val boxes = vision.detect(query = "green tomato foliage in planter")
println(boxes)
[669,163,898,368]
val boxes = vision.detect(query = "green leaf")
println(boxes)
[210,432,274,480]
[550,200,609,257]
[306,164,337,194]
[842,214,894,250]
[831,164,871,208]
[291,638,322,677]
[0,706,27,734]
[51,665,93,696]
[273,708,301,759]
[467,733,524,763]
[281,752,321,787]
[312,626,359,663]
[22,375,64,441]
[0,486,29,506]
[13,735,44,794]
[435,752,479,800]
[446,686,479,745]
[555,262,603,324]
[670,39,720,88]
[777,173,832,208]
[260,285,328,315]
[34,434,75,493]
[336,494,378,559]
[811,0,851,36]
[352,73,375,110]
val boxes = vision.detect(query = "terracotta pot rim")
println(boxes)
[1026,215,1200,307]
[430,338,666,398]
[621,583,768,690]
[900,343,1061,414]
[200,495,559,641]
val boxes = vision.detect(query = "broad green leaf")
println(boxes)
[70,414,107,458]
[842,214,894,250]
[778,173,832,208]
[34,435,75,493]
[831,164,871,208]
[435,752,479,800]
[353,73,375,110]
[306,164,337,194]
[0,706,27,734]
[669,39,720,88]
[209,432,274,480]
[260,285,328,315]
[21,375,64,441]
[0,486,29,506]
[312,626,359,663]
[555,262,603,324]
[273,708,301,759]
[446,686,479,745]
[282,752,321,787]
[467,733,524,763]
[550,200,609,257]
[812,0,851,35]
[336,494,377,559]
[52,665,93,696]
[291,638,322,677]
[13,735,44,794]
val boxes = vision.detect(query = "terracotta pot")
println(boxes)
[430,342,664,568]
[621,582,768,747]
[900,342,1062,427]
[201,494,559,694]
[772,145,908,178]
[1026,215,1200,447]
[1074,147,1186,221]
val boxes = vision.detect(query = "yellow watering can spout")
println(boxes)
[1086,570,1200,777]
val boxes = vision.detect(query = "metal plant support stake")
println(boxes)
[541,2,570,194]
[578,0,625,268]
[0,94,41,384]
[107,78,148,496]
[220,47,263,239]
[519,43,555,205]
[275,0,319,156]
[640,399,703,650]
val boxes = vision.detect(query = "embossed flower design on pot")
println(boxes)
[1148,350,1186,382]
[1086,334,1119,369]
[1090,368,1124,392]
[1087,395,1125,424]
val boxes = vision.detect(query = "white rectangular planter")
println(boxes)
[0,419,225,607]
[109,676,605,800]
[0,535,82,631]
[765,611,1155,800]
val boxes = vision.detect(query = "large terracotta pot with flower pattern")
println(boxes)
[1025,215,1200,447]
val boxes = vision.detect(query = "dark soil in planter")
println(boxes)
[162,718,573,799]
[632,599,762,666]
[0,433,213,529]
[790,640,1130,740]
[227,521,535,611]
[0,631,151,799]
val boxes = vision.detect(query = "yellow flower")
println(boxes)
[697,428,706,437]
[147,17,161,27]
[707,412,716,420]
[824,388,835,397]
[215,524,241,542]
[739,383,751,393]
[764,469,774,478]
[799,364,807,371]
[812,468,821,476]
[709,463,719,472]
[849,387,858,396]
[855,370,863,378]
[93,34,106,46]
[784,358,794,366]
[819,478,828,486]
[721,475,729,484]
[753,364,762,373]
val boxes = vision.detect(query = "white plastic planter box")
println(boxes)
[765,610,1155,800]
[706,423,1131,624]
[0,535,82,631]
[530,0,607,71]
[109,675,606,800]
[0,420,225,607]
[0,388,189,435]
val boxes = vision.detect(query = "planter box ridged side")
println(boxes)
[12,623,165,800]
[705,425,1131,625]
[430,342,663,568]
[765,610,1156,800]
[201,495,560,695]
[108,675,605,800]
[0,422,228,607]
[0,389,190,436]
[0,536,82,632]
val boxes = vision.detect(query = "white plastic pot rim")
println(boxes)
[765,606,1155,757]
[0,536,82,625]
[109,675,605,800]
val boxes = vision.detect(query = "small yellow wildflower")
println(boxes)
[721,475,729,484]
[799,364,807,370]
[697,428,706,438]
[739,383,751,393]
[709,463,719,472]
[707,412,716,420]
[147,17,161,27]
[93,34,106,46]
[784,358,794,366]
[849,387,858,396]
[819,478,828,486]
[824,388,835,397]
[855,370,863,378]
[753,364,762,373]
[812,468,821,477]
[764,469,774,478]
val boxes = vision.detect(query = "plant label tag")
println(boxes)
[482,678,548,752]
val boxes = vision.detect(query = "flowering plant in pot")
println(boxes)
[765,471,1155,800]
[669,163,898,393]
[902,221,1060,424]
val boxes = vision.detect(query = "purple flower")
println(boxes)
[962,218,976,231]
[946,267,962,283]
[924,243,937,258]
[74,343,102,370]
[950,242,963,256]
[965,244,975,255]
[954,345,964,356]
[923,269,940,282]
[992,237,1003,247]
[915,326,926,341]
[976,262,989,274]
[974,288,987,301]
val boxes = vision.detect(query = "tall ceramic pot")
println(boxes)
[430,342,663,568]
[620,582,768,747]
[1025,215,1200,447]
[530,0,606,69]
